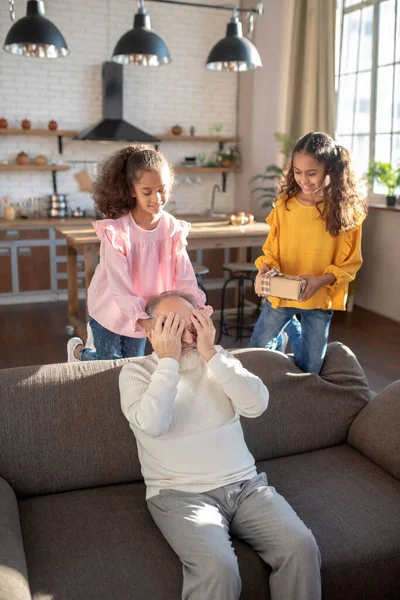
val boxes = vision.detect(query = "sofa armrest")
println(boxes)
[348,380,400,480]
[0,476,31,600]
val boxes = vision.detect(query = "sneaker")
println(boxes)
[67,337,83,363]
[277,330,289,353]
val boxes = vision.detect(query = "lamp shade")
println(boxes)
[206,17,262,72]
[112,8,170,66]
[3,0,69,58]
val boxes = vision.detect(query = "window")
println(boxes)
[336,0,400,181]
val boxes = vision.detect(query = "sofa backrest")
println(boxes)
[0,343,372,498]
[0,360,141,498]
[237,342,372,462]
[348,379,400,480]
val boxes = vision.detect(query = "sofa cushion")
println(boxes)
[348,380,400,479]
[18,482,270,600]
[236,342,372,462]
[258,444,400,600]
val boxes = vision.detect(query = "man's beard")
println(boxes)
[179,346,204,371]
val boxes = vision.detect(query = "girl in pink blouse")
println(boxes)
[67,145,211,361]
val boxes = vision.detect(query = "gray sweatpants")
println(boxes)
[147,472,321,600]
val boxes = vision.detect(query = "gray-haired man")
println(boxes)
[119,291,321,600]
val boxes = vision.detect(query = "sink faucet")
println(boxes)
[204,184,223,217]
[211,184,221,214]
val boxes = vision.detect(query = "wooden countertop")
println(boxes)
[55,221,269,244]
[0,214,232,228]
[0,218,94,228]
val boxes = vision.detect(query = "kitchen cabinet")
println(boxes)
[0,247,12,293]
[0,221,87,304]
[18,246,51,292]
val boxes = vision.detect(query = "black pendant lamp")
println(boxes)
[3,0,69,58]
[112,1,170,66]
[206,13,262,72]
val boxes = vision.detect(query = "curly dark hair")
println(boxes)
[93,144,175,219]
[277,132,367,236]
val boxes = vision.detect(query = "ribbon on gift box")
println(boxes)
[255,268,307,300]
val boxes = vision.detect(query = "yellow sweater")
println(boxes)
[255,196,364,311]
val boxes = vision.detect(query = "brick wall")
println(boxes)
[0,0,238,215]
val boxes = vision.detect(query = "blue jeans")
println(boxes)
[80,316,146,361]
[249,300,333,374]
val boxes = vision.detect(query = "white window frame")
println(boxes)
[336,0,400,198]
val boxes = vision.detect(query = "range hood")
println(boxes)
[77,62,159,143]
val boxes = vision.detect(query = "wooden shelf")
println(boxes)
[157,135,238,143]
[0,165,70,172]
[0,128,77,137]
[368,203,400,211]
[174,166,240,173]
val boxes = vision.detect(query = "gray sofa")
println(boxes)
[0,342,399,600]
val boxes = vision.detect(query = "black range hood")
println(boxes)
[77,62,159,143]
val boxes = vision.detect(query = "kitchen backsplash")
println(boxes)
[0,0,238,215]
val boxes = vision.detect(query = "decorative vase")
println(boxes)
[48,120,58,131]
[221,158,232,168]
[34,155,48,166]
[16,152,30,165]
[0,118,8,129]
[386,195,396,207]
[171,125,182,135]
[21,119,31,130]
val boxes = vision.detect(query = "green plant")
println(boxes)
[250,132,295,207]
[215,145,241,168]
[366,161,400,196]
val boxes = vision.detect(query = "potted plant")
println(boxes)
[216,145,241,169]
[250,132,295,207]
[366,161,400,207]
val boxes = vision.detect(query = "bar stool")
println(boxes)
[218,262,260,343]
[193,265,209,303]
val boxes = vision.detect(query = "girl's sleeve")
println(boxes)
[93,221,149,332]
[323,225,363,285]
[173,221,213,316]
[254,208,281,271]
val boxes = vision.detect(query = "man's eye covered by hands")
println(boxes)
[148,310,216,362]
[148,313,185,362]
[190,310,216,362]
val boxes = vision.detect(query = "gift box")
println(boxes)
[255,271,306,301]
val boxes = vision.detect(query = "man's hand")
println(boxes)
[299,274,336,302]
[148,313,185,362]
[190,310,216,362]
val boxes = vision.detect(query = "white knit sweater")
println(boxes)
[119,347,269,499]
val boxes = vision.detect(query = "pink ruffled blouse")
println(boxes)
[88,211,212,337]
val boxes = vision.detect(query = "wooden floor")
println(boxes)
[0,295,399,392]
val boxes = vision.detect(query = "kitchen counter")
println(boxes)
[0,214,230,228]
[0,218,94,228]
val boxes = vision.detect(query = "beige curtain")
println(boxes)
[285,0,336,140]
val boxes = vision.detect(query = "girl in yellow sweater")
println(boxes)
[250,132,367,374]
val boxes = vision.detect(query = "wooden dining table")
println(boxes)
[55,219,270,340]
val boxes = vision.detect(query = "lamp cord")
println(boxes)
[8,0,16,21]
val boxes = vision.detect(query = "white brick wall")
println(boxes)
[0,0,238,215]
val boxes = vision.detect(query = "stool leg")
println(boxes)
[217,278,230,344]
[237,275,245,341]
[197,280,208,304]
